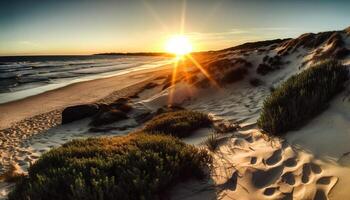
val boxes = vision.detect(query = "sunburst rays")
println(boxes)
[143,0,220,105]
[185,54,220,88]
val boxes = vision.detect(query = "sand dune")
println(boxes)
[1,27,350,199]
[0,65,172,184]
[211,130,338,200]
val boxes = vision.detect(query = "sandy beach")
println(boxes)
[1,26,350,200]
[0,64,172,130]
[0,63,172,181]
[3,0,350,199]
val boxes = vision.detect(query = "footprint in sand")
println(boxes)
[252,165,284,188]
[283,157,297,167]
[245,136,254,143]
[317,177,331,185]
[221,171,239,191]
[250,157,257,164]
[266,149,282,166]
[282,172,295,185]
[310,163,322,174]
[301,163,312,184]
[314,189,327,200]
[233,138,248,147]
[281,192,293,200]
[263,187,277,196]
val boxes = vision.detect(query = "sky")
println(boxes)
[1,0,350,56]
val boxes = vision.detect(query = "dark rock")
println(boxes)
[90,109,128,126]
[107,98,133,113]
[97,103,111,112]
[109,102,132,113]
[62,104,99,124]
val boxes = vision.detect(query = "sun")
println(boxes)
[165,35,193,56]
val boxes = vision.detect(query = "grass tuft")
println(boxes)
[258,59,348,135]
[204,133,220,152]
[143,110,212,138]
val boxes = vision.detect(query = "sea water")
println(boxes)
[0,55,171,103]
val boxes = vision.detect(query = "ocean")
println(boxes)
[0,55,171,104]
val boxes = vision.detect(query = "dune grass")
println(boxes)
[9,133,211,200]
[204,133,220,152]
[143,110,212,138]
[258,59,348,135]
[220,67,248,84]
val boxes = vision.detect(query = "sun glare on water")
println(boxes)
[165,35,192,56]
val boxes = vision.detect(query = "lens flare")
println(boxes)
[165,35,192,56]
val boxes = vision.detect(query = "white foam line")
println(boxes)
[0,59,172,104]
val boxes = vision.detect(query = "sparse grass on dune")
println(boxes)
[204,133,220,152]
[143,110,212,138]
[220,67,248,84]
[258,59,348,135]
[9,133,211,200]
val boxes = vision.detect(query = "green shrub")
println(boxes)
[258,59,348,135]
[220,67,248,84]
[143,110,212,138]
[9,133,211,200]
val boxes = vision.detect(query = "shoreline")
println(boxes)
[0,58,171,104]
[0,64,172,131]
[0,62,172,198]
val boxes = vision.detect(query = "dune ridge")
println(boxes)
[1,26,350,199]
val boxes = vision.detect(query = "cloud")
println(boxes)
[184,27,300,50]
[186,29,248,40]
[17,41,39,46]
[186,27,298,40]
[185,27,303,43]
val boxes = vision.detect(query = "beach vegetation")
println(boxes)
[9,133,211,200]
[220,67,248,84]
[143,110,212,138]
[204,133,220,152]
[258,59,348,135]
